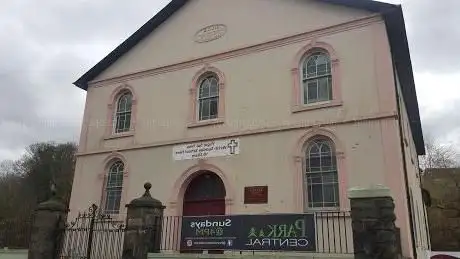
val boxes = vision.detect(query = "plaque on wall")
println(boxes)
[173,138,240,161]
[194,24,227,43]
[244,186,268,204]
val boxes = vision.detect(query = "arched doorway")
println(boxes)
[182,171,226,254]
[182,171,226,216]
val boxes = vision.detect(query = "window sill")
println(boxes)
[305,208,348,217]
[314,212,349,218]
[104,132,134,140]
[292,100,342,113]
[305,207,341,212]
[187,118,224,128]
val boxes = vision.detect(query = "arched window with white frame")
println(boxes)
[104,160,124,214]
[198,75,219,121]
[301,51,332,104]
[304,137,339,209]
[114,92,133,133]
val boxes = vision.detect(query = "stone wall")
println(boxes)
[348,185,401,259]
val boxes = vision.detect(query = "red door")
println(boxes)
[182,171,226,254]
[183,199,225,216]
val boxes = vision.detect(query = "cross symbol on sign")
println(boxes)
[227,139,238,154]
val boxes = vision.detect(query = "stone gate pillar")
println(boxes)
[348,185,400,259]
[28,189,67,259]
[122,183,166,259]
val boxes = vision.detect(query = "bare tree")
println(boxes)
[0,160,17,175]
[419,134,460,250]
[420,134,460,250]
[419,134,459,170]
[0,142,77,219]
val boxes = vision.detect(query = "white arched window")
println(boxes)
[302,51,332,104]
[305,137,339,209]
[104,160,124,214]
[114,92,133,133]
[198,75,219,121]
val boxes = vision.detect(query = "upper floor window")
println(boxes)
[305,137,339,209]
[188,65,225,128]
[104,160,124,214]
[114,92,133,133]
[302,51,332,105]
[198,75,219,121]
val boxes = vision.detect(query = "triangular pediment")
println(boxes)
[93,0,375,81]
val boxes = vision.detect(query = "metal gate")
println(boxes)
[57,204,126,259]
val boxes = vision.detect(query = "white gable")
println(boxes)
[94,0,373,82]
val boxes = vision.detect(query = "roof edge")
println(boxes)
[73,0,399,90]
[319,0,398,13]
[73,0,188,90]
[72,0,425,155]
[382,6,425,155]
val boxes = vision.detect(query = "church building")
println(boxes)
[69,0,430,258]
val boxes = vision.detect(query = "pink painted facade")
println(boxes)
[69,1,428,258]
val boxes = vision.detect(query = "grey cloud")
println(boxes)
[0,0,170,161]
[0,74,40,126]
[12,0,460,74]
[0,21,84,154]
[0,0,459,161]
[8,0,169,45]
[421,101,460,144]
[0,27,43,150]
[402,0,460,73]
[0,56,83,152]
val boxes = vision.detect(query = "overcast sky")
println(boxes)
[0,0,459,161]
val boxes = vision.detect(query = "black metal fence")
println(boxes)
[314,211,353,254]
[159,211,353,254]
[0,209,352,256]
[56,204,125,259]
[0,217,33,249]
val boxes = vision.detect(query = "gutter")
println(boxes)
[393,64,417,259]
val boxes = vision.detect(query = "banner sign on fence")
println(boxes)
[180,214,316,251]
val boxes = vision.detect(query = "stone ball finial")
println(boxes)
[126,182,165,209]
[36,182,67,212]
[144,182,152,192]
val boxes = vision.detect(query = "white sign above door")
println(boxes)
[173,138,240,161]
